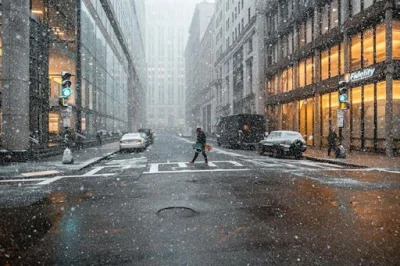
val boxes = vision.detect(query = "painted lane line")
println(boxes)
[36,173,116,185]
[228,161,244,167]
[144,169,251,174]
[207,162,217,167]
[0,178,46,183]
[21,170,60,177]
[178,162,188,168]
[149,164,159,173]
[83,167,105,176]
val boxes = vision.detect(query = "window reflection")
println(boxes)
[363,28,374,67]
[351,34,362,71]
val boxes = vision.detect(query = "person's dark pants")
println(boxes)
[192,149,207,163]
[328,145,335,156]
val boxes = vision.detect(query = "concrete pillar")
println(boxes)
[2,0,30,154]
[385,2,394,157]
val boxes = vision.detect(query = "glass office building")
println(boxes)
[0,0,145,159]
[264,0,400,156]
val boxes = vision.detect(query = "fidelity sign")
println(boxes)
[345,68,375,83]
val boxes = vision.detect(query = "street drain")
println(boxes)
[157,207,197,218]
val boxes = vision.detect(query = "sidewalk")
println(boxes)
[304,148,400,170]
[0,142,120,179]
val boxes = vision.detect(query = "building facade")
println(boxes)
[263,0,400,156]
[0,0,146,159]
[213,0,265,123]
[185,1,216,134]
[145,0,199,132]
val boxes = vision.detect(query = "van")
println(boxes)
[216,114,265,149]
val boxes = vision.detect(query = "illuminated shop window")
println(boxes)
[351,87,362,149]
[393,21,400,60]
[376,82,386,150]
[321,50,329,80]
[376,24,386,63]
[363,28,374,67]
[306,57,313,85]
[393,81,400,147]
[330,45,339,77]
[297,60,305,88]
[31,0,46,22]
[288,67,293,91]
[49,113,60,134]
[351,34,362,71]
[364,84,375,149]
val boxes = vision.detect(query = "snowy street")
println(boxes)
[0,134,399,265]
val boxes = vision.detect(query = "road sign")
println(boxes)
[337,109,344,128]
[63,118,70,128]
[61,106,72,118]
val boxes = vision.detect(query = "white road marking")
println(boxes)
[228,161,244,167]
[208,162,217,167]
[144,169,250,174]
[37,176,65,185]
[178,162,188,168]
[21,170,60,177]
[83,167,105,176]
[149,164,159,173]
[0,178,46,183]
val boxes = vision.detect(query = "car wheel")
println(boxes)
[258,145,264,155]
[272,148,281,158]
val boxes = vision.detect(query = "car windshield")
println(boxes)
[122,133,141,139]
[282,132,302,140]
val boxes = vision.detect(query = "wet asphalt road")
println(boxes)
[0,134,400,265]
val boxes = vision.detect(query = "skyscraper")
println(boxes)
[145,0,201,131]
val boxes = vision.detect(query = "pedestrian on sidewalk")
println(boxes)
[96,132,102,147]
[189,127,208,165]
[328,127,337,157]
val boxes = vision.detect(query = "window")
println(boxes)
[306,17,313,44]
[330,45,339,77]
[321,4,329,35]
[288,67,293,91]
[363,28,374,67]
[281,70,288,93]
[393,81,400,146]
[351,87,362,149]
[297,60,305,88]
[330,0,339,29]
[393,21,400,60]
[376,24,386,63]
[350,33,362,71]
[306,57,313,85]
[321,50,329,80]
[299,22,306,47]
[364,84,375,149]
[351,0,361,16]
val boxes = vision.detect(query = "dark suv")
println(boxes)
[137,129,154,144]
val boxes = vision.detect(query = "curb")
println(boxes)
[0,150,120,180]
[304,155,369,168]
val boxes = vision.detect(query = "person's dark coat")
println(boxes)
[197,131,206,146]
[328,130,337,147]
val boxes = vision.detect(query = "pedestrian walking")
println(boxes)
[189,127,208,165]
[96,132,102,147]
[328,127,337,157]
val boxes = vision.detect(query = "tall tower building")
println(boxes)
[145,0,200,131]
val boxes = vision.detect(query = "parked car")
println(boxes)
[137,129,154,144]
[258,130,307,159]
[216,114,265,149]
[120,133,147,152]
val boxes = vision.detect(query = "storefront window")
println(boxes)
[49,113,60,134]
[376,81,386,149]
[363,28,374,67]
[330,45,339,77]
[393,81,400,147]
[351,87,362,150]
[299,98,314,146]
[31,0,46,22]
[306,57,313,85]
[330,92,338,135]
[281,70,288,93]
[351,34,362,71]
[298,61,305,88]
[340,43,345,74]
[321,94,330,146]
[299,23,306,47]
[376,24,386,63]
[364,84,375,149]
[321,50,329,80]
[288,67,293,91]
[393,21,400,60]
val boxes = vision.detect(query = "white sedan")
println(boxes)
[119,133,147,151]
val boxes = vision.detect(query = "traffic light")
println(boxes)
[338,87,349,110]
[59,71,72,106]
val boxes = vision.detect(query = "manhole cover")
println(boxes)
[157,207,197,218]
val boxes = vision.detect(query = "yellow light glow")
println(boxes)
[32,10,43,14]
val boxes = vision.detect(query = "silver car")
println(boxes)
[258,131,307,159]
[119,133,147,152]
